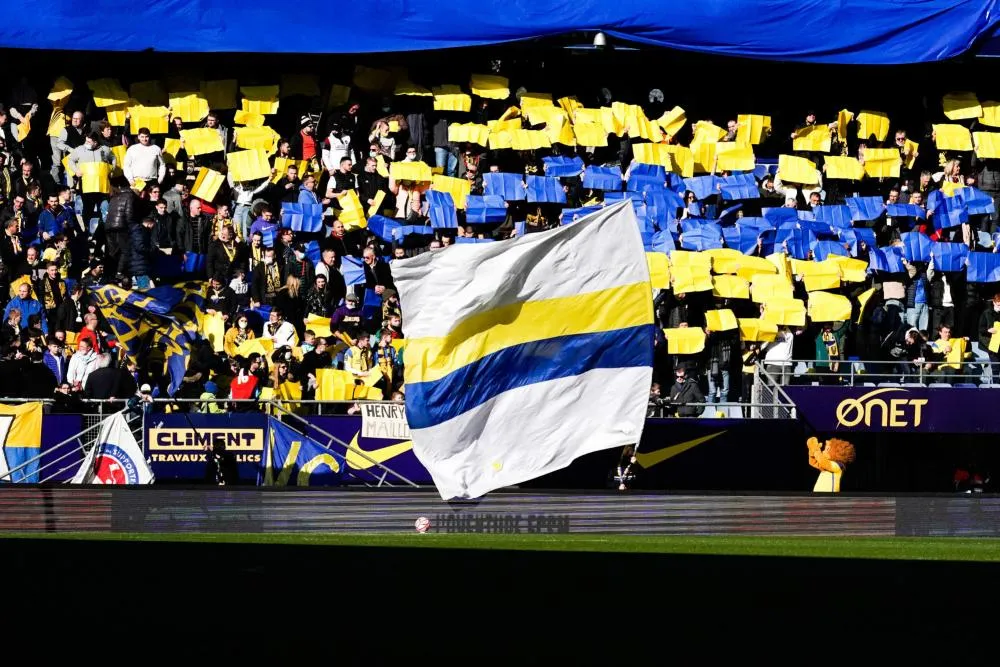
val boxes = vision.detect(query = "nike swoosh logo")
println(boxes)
[346,431,413,470]
[634,431,726,469]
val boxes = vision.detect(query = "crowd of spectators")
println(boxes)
[0,67,996,417]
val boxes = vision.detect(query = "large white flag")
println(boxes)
[71,412,154,484]
[394,201,654,500]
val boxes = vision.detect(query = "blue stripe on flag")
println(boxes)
[405,324,655,430]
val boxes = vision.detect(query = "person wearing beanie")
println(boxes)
[199,379,223,414]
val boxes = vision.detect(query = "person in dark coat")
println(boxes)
[175,198,213,256]
[205,438,240,485]
[103,183,135,276]
[978,294,1000,383]
[205,224,244,281]
[82,353,121,399]
[124,217,156,287]
[205,274,237,322]
[53,283,84,334]
[668,366,705,418]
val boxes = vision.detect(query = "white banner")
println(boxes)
[72,413,155,484]
[361,403,411,440]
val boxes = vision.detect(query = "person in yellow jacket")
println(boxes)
[223,314,255,358]
[344,331,374,378]
[807,436,856,493]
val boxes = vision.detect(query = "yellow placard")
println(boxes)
[48,76,73,103]
[105,102,128,127]
[669,250,712,270]
[903,139,920,170]
[87,78,127,107]
[180,127,225,156]
[933,124,973,152]
[432,85,471,112]
[856,110,889,142]
[943,91,982,121]
[989,331,1000,354]
[508,129,549,151]
[803,272,841,292]
[692,121,727,145]
[558,96,582,115]
[646,252,670,288]
[280,74,320,98]
[431,174,471,209]
[304,315,333,339]
[470,74,509,100]
[80,162,111,194]
[520,93,553,108]
[826,255,868,283]
[130,80,167,107]
[751,273,794,303]
[234,109,266,127]
[226,149,271,182]
[338,190,367,231]
[573,122,608,148]
[168,93,209,123]
[711,275,751,299]
[240,86,280,115]
[200,79,238,110]
[837,109,854,140]
[715,143,755,172]
[315,368,357,401]
[162,138,182,164]
[626,114,662,143]
[691,142,717,174]
[663,327,706,355]
[658,106,687,137]
[705,309,738,332]
[974,132,1000,159]
[394,81,432,97]
[862,148,901,179]
[633,143,671,168]
[761,297,806,327]
[127,105,170,135]
[328,84,352,109]
[368,190,387,218]
[777,154,819,185]
[824,156,864,181]
[600,106,625,137]
[855,287,877,324]
[271,157,309,184]
[47,107,66,138]
[389,161,433,183]
[665,145,694,179]
[192,167,224,201]
[670,265,713,293]
[792,125,832,153]
[736,114,771,145]
[234,126,280,154]
[738,318,778,342]
[807,291,852,322]
[448,123,491,146]
[981,101,1000,128]
[713,254,775,276]
[111,145,127,172]
[353,66,392,92]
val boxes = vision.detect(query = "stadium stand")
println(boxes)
[1,60,1000,415]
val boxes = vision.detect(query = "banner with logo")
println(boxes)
[785,386,981,433]
[360,402,410,440]
[260,418,345,486]
[72,413,154,484]
[145,413,267,481]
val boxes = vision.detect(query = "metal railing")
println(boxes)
[0,408,144,483]
[770,359,1000,387]
[752,366,798,420]
[645,401,796,419]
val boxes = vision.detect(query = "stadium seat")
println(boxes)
[954,383,978,388]
[927,383,952,388]
[901,383,926,387]
[877,382,901,387]
[861,382,876,387]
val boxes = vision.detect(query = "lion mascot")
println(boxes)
[807,437,856,493]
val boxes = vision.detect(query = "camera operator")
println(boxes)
[205,439,239,486]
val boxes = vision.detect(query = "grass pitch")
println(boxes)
[2,532,1000,561]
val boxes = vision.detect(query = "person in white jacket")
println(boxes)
[321,125,351,173]
[123,129,166,186]
[66,338,99,390]
[762,327,795,385]
[261,308,297,349]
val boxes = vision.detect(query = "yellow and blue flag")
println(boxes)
[394,200,654,500]
[0,403,43,483]
[91,283,206,395]
[260,418,345,486]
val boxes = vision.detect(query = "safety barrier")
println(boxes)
[770,359,1000,387]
